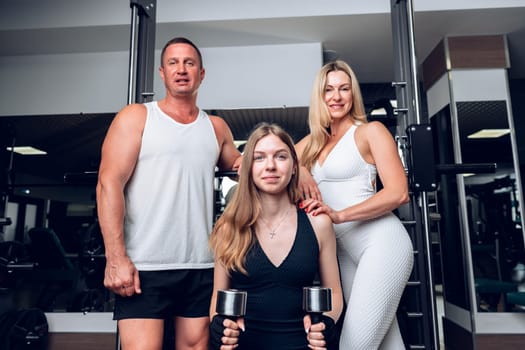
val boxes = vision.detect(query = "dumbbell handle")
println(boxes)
[309,311,324,325]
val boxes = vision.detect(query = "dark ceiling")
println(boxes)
[457,101,514,166]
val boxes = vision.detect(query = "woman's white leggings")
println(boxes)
[336,213,414,349]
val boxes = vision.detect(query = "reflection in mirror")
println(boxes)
[0,187,112,314]
[457,101,525,313]
[0,114,112,314]
[431,106,471,310]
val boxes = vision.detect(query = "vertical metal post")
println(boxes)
[127,5,139,105]
[0,124,15,241]
[391,0,440,349]
[128,0,156,105]
[405,0,422,125]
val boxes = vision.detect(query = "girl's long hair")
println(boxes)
[301,60,367,170]
[210,123,300,274]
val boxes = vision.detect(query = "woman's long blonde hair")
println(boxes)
[301,60,367,170]
[209,123,301,274]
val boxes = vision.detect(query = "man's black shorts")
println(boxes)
[113,268,213,320]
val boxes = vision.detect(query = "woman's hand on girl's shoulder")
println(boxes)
[300,199,341,224]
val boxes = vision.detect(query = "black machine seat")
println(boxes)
[27,227,74,271]
[27,227,77,311]
[0,241,34,292]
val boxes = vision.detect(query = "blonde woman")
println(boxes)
[297,61,414,349]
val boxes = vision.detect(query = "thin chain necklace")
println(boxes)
[260,206,291,239]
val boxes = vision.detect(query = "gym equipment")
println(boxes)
[215,289,247,320]
[27,227,77,311]
[70,220,108,313]
[0,241,34,295]
[302,286,332,324]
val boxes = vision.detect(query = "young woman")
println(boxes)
[297,60,414,349]
[209,123,343,350]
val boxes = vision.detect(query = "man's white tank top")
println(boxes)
[124,102,219,270]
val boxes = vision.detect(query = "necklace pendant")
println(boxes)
[269,231,276,239]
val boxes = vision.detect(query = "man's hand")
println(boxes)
[232,155,243,172]
[104,254,141,297]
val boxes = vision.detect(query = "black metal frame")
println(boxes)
[391,1,440,349]
[128,0,157,105]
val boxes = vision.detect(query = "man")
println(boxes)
[96,37,241,350]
